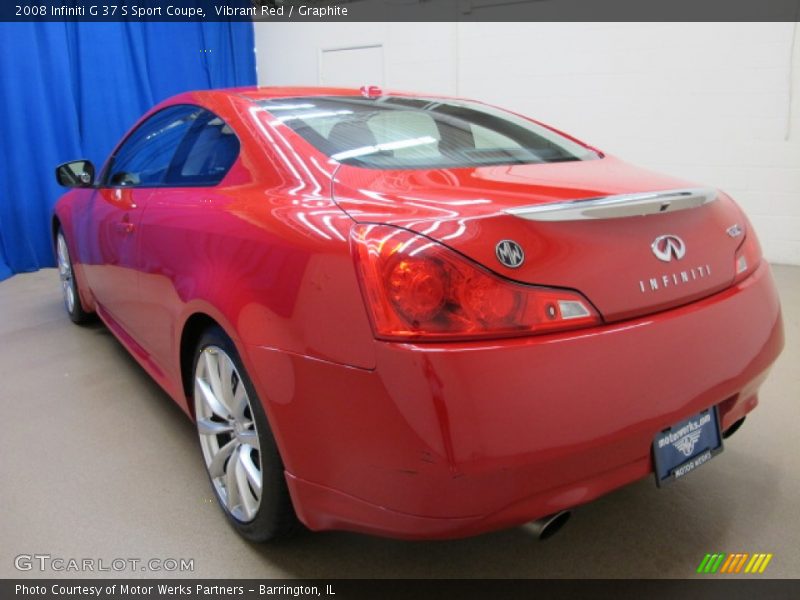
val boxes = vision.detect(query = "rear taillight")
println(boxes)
[350,224,600,341]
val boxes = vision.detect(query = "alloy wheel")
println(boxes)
[56,232,75,314]
[194,346,263,522]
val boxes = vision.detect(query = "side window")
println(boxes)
[106,106,201,187]
[165,114,240,186]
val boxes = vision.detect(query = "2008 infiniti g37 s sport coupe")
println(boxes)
[53,87,783,541]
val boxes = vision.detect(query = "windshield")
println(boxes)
[254,96,599,169]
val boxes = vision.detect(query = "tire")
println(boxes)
[56,227,93,324]
[192,326,297,541]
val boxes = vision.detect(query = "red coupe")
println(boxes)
[53,87,783,541]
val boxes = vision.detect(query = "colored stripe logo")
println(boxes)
[697,553,773,574]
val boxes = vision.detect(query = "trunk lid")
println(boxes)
[333,157,745,322]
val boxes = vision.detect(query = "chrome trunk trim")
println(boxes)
[504,187,718,222]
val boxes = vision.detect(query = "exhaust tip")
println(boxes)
[722,417,746,439]
[526,510,571,541]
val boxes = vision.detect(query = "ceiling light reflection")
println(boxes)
[331,136,437,161]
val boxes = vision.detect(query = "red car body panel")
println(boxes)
[333,160,745,322]
[54,87,784,539]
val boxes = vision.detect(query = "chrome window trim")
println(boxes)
[504,187,718,221]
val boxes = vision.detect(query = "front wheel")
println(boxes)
[192,326,297,541]
[56,228,92,324]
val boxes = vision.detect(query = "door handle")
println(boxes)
[116,221,135,234]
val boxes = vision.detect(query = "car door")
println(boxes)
[135,109,242,378]
[82,185,149,332]
[84,105,202,335]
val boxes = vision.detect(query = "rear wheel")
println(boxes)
[56,228,92,324]
[192,326,297,541]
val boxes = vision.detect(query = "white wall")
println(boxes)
[255,22,800,265]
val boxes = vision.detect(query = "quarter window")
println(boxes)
[165,116,240,186]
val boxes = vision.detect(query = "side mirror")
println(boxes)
[56,160,95,188]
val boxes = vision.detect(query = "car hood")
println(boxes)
[332,157,746,322]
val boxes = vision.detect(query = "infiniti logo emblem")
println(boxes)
[495,240,525,268]
[651,234,686,262]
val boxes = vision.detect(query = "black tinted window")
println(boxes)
[255,96,598,170]
[166,115,240,185]
[107,106,201,187]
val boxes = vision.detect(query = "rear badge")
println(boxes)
[639,264,712,293]
[495,240,525,268]
[651,234,686,262]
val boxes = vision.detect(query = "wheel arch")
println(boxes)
[179,312,221,418]
[52,209,96,315]
[51,194,74,249]
[175,303,300,480]
[51,214,62,246]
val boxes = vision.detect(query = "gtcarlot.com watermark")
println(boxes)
[14,554,194,573]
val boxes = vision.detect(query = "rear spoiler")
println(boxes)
[504,188,717,222]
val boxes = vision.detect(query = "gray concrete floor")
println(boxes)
[0,266,798,579]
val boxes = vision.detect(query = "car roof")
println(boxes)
[205,86,449,103]
[223,86,390,100]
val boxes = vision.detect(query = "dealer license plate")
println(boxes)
[653,407,723,487]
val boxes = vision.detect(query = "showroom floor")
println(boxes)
[0,266,797,579]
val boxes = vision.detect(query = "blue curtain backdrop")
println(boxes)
[0,22,256,281]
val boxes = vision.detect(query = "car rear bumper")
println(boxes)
[245,261,783,539]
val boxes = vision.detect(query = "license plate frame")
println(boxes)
[653,406,724,487]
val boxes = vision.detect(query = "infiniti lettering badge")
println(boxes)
[495,240,525,268]
[640,234,713,294]
[651,234,686,262]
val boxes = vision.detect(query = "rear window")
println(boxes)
[255,95,598,170]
